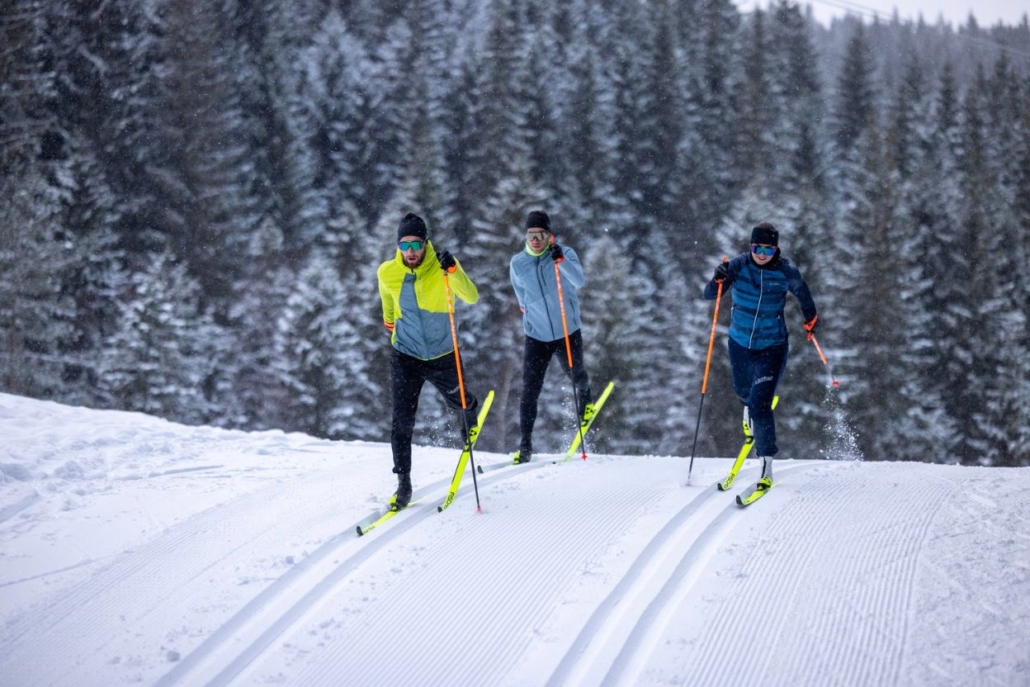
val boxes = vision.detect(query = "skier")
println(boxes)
[509,210,592,463]
[704,222,818,490]
[377,212,480,509]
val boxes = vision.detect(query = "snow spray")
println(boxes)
[822,387,862,461]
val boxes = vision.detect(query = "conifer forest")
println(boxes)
[2,0,1028,466]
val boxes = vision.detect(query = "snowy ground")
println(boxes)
[1,392,1028,687]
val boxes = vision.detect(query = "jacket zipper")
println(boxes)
[748,269,763,348]
[534,257,558,340]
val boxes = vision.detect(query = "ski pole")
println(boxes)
[443,270,482,512]
[809,333,839,388]
[687,258,727,485]
[553,256,588,460]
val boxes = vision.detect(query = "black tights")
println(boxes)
[519,330,590,446]
[391,349,478,474]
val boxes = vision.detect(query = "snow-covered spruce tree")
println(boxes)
[902,62,965,462]
[0,160,76,400]
[631,0,687,247]
[978,56,1030,466]
[736,10,776,189]
[956,67,1020,466]
[0,3,114,404]
[518,1,567,221]
[656,256,721,456]
[226,218,296,430]
[153,0,257,303]
[577,234,631,454]
[547,0,620,238]
[876,54,947,462]
[99,253,221,425]
[689,0,746,228]
[271,251,364,439]
[819,20,878,435]
[1005,70,1030,466]
[55,136,126,409]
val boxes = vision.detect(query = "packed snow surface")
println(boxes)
[1,393,1027,686]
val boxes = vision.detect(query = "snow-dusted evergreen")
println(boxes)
[0,0,1028,465]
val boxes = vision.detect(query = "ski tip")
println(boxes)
[437,505,444,513]
[356,526,365,536]
[735,496,745,506]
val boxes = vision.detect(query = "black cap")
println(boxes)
[525,210,551,233]
[751,222,778,246]
[398,213,428,242]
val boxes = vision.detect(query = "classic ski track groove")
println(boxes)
[158,462,548,687]
[291,460,673,687]
[678,464,866,687]
[544,478,727,687]
[624,463,954,687]
[0,469,370,687]
[592,463,817,687]
[217,457,667,687]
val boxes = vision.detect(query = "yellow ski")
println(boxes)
[562,380,615,462]
[438,390,495,512]
[718,395,779,491]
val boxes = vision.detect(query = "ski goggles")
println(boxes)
[398,240,424,251]
[751,244,776,257]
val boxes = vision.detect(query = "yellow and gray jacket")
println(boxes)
[377,241,479,360]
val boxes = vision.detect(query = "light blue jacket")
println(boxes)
[510,245,584,342]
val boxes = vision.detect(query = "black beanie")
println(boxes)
[398,213,428,242]
[525,210,551,233]
[751,222,779,246]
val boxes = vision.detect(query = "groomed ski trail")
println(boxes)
[156,462,549,687]
[0,453,374,687]
[625,462,957,687]
[547,463,815,687]
[236,457,684,686]
[5,443,1024,687]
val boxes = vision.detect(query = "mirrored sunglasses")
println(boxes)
[526,231,549,240]
[751,244,776,257]
[398,240,424,251]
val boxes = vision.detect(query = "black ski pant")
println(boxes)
[391,348,478,475]
[519,330,591,448]
[728,338,788,457]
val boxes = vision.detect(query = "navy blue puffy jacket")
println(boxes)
[703,253,817,350]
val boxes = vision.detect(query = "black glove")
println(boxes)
[713,262,729,283]
[804,314,818,340]
[437,250,457,273]
[549,243,564,262]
